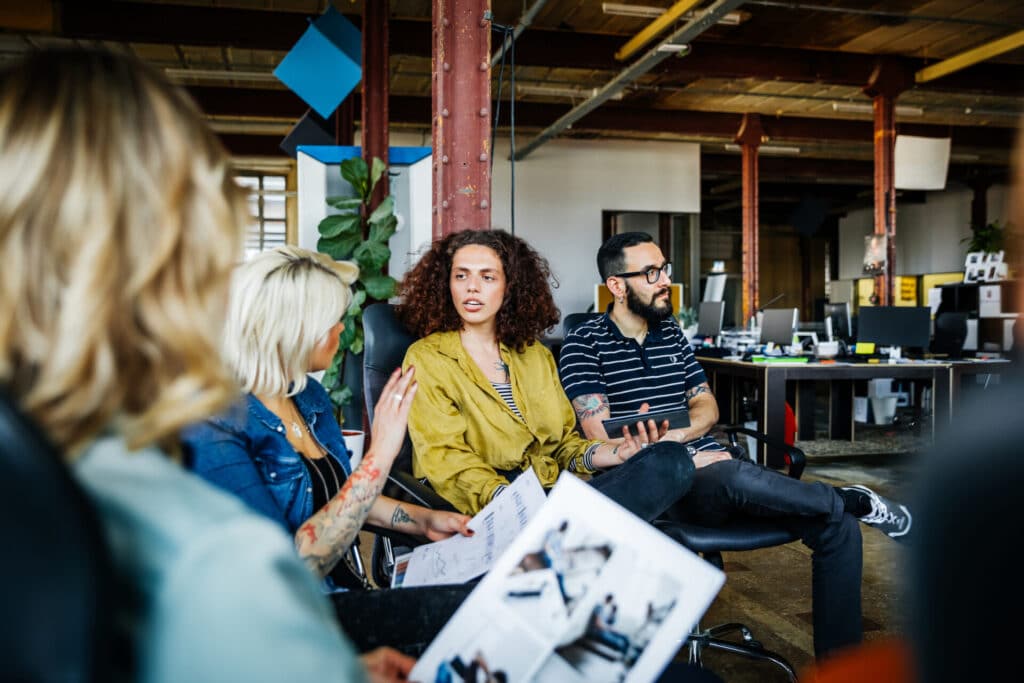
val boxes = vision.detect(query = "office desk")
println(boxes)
[698,358,953,467]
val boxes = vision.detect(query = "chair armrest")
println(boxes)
[387,470,458,512]
[721,425,806,479]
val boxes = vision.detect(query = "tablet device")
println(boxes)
[602,407,690,437]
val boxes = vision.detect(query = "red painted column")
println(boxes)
[863,59,912,306]
[361,1,389,213]
[735,113,764,325]
[432,0,491,238]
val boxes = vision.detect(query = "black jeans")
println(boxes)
[331,584,473,656]
[670,456,863,659]
[588,441,696,521]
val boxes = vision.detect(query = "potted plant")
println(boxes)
[677,306,698,339]
[316,156,398,422]
[962,220,1006,255]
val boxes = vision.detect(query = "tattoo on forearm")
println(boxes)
[685,384,711,401]
[295,459,385,579]
[390,504,414,528]
[573,393,609,419]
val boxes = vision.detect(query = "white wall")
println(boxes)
[838,183,1010,280]
[490,138,701,316]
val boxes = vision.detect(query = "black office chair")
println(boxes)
[654,428,805,681]
[931,311,968,359]
[362,303,457,587]
[0,391,118,681]
[362,304,802,679]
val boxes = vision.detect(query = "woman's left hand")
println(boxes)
[423,509,474,542]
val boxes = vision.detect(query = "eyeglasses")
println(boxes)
[613,262,672,284]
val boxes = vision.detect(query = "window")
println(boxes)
[236,173,288,258]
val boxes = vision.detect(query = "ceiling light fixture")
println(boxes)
[723,143,801,156]
[656,42,691,54]
[831,101,924,116]
[601,2,746,25]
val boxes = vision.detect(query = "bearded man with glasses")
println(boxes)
[557,231,915,662]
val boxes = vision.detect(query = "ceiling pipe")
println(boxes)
[745,1,1020,29]
[491,0,552,67]
[514,0,747,161]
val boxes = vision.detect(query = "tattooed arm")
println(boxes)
[569,392,661,467]
[662,382,719,445]
[294,367,421,579]
[367,496,473,541]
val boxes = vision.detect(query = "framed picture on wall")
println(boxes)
[863,234,887,275]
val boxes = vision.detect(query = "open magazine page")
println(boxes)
[410,472,725,683]
[394,468,547,587]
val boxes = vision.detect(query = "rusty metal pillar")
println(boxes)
[362,1,389,212]
[432,0,491,238]
[735,113,763,325]
[863,59,912,306]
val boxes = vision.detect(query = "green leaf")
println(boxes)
[337,315,358,351]
[340,157,369,198]
[331,384,353,409]
[326,196,364,211]
[317,232,362,260]
[354,240,391,271]
[362,273,398,300]
[368,157,387,196]
[347,288,366,318]
[317,213,361,239]
[367,195,394,226]
[369,214,398,243]
[350,328,364,355]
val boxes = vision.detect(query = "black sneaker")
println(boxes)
[840,484,912,541]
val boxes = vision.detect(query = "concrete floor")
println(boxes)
[687,453,915,682]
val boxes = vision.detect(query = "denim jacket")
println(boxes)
[182,379,352,535]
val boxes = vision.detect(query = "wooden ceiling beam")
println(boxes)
[49,6,1024,98]
[186,88,1017,151]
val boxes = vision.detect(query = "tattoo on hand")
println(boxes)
[391,504,414,527]
[573,394,610,419]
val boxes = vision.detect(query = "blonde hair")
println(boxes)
[0,48,247,455]
[224,246,359,397]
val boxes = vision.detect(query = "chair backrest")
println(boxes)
[362,302,418,471]
[0,391,117,681]
[932,311,968,358]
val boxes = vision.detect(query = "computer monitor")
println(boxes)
[856,306,931,350]
[759,308,799,346]
[824,302,852,343]
[696,301,725,338]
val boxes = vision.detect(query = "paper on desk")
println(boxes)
[392,467,546,588]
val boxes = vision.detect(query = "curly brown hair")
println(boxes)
[397,230,561,351]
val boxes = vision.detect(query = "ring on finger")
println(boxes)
[392,393,404,402]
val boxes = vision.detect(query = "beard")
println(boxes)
[625,282,673,325]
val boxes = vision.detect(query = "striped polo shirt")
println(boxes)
[558,313,720,452]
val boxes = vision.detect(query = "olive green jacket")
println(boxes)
[404,331,600,514]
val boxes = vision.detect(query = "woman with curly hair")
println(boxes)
[397,230,696,518]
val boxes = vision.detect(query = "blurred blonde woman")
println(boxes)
[0,47,411,682]
[185,245,473,655]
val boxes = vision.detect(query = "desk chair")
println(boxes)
[655,427,805,682]
[0,391,117,681]
[362,303,457,586]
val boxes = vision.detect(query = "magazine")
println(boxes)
[393,468,547,588]
[410,472,725,683]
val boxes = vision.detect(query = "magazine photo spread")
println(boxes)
[410,472,725,683]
